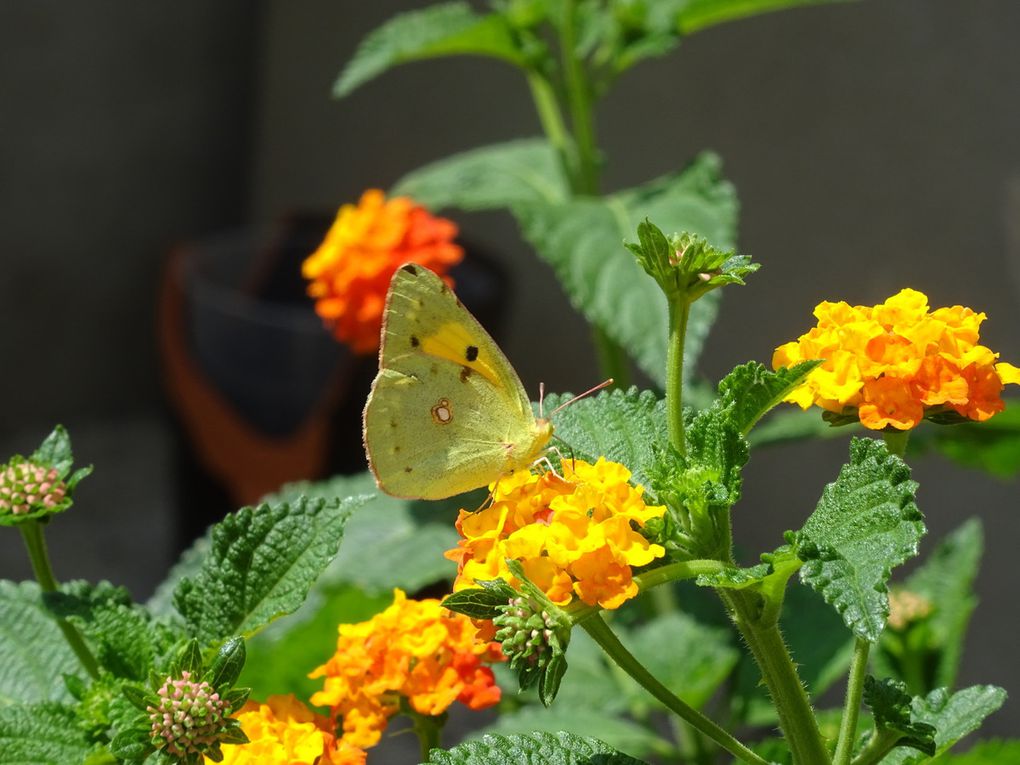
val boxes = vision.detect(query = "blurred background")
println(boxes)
[1,0,1018,738]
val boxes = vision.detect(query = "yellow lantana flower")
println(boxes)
[310,589,502,753]
[774,288,1020,430]
[446,458,666,610]
[210,694,357,765]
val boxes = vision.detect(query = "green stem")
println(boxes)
[525,69,574,185]
[849,731,901,765]
[559,0,599,195]
[409,711,444,761]
[834,637,871,765]
[19,520,100,680]
[724,591,831,764]
[666,297,691,454]
[883,430,910,459]
[581,614,769,765]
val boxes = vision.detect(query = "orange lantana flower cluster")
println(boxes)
[310,589,502,753]
[773,288,1020,430]
[446,458,666,610]
[211,694,366,765]
[302,190,463,353]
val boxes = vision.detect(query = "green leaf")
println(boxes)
[542,387,667,491]
[480,707,669,758]
[393,138,569,209]
[672,0,857,36]
[538,653,568,708]
[715,360,822,435]
[864,676,937,756]
[880,685,1007,763]
[913,404,1020,478]
[206,637,246,690]
[267,472,462,593]
[335,3,526,98]
[796,437,925,642]
[937,739,1020,764]
[697,545,801,609]
[0,702,92,764]
[437,730,652,764]
[443,580,517,620]
[172,495,359,644]
[31,425,74,475]
[515,152,737,386]
[0,581,82,704]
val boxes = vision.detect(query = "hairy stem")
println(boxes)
[723,591,831,764]
[525,69,574,186]
[559,0,599,195]
[581,614,770,765]
[834,637,872,765]
[666,297,691,454]
[20,520,100,680]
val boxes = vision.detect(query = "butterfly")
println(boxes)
[363,263,554,500]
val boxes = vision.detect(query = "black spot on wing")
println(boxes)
[410,336,420,348]
[401,264,418,276]
[460,367,472,383]
[404,466,413,473]
[466,345,479,362]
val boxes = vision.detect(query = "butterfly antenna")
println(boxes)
[548,378,614,418]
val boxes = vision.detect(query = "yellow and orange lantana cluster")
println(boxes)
[302,189,463,353]
[773,288,1020,430]
[446,458,666,610]
[310,589,502,753]
[212,694,366,765]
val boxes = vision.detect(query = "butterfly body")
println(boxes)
[363,264,553,499]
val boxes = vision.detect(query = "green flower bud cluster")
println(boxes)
[147,670,228,759]
[494,595,563,671]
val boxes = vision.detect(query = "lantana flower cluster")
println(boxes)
[773,288,1020,430]
[212,695,364,765]
[446,458,666,610]
[148,670,229,759]
[310,589,502,753]
[0,457,65,516]
[301,189,463,353]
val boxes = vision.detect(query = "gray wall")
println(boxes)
[1,0,1018,741]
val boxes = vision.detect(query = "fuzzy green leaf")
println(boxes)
[444,580,518,620]
[173,495,359,644]
[515,153,737,386]
[477,707,668,759]
[542,387,667,491]
[715,360,822,435]
[880,685,1007,763]
[0,581,82,704]
[31,425,74,475]
[796,437,925,642]
[393,138,569,209]
[206,637,246,690]
[432,730,651,764]
[936,740,1020,763]
[0,702,92,764]
[267,472,462,593]
[335,2,526,97]
[865,676,937,755]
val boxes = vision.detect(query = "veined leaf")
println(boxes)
[913,404,1020,478]
[173,495,360,644]
[796,437,925,642]
[335,3,526,97]
[0,581,82,705]
[880,685,1006,764]
[426,731,650,764]
[393,139,569,209]
[542,388,667,491]
[515,153,737,386]
[0,703,92,764]
[864,676,937,756]
[715,360,821,435]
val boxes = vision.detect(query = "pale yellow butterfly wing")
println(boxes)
[363,264,553,499]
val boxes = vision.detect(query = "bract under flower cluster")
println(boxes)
[773,288,1020,430]
[446,458,666,610]
[211,695,364,765]
[301,189,463,353]
[310,589,502,752]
